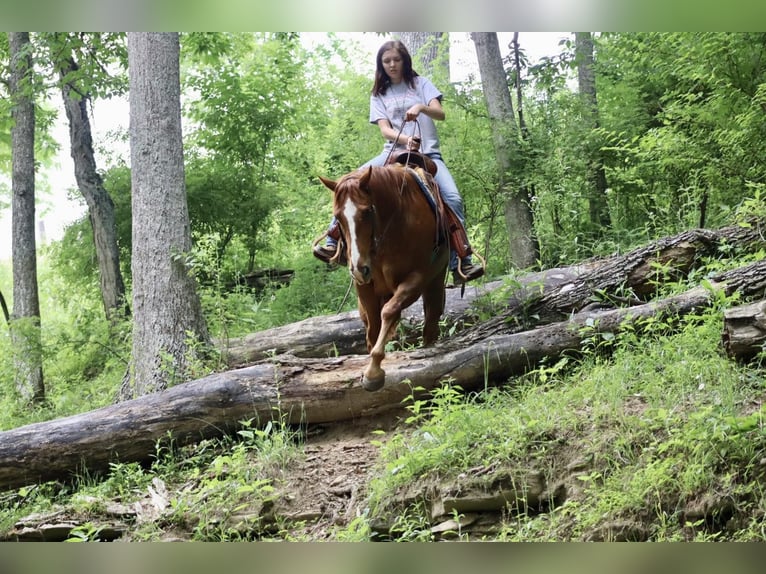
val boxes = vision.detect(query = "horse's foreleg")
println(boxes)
[362,287,420,391]
[356,286,381,352]
[362,305,400,391]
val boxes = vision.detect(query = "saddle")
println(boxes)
[388,150,438,176]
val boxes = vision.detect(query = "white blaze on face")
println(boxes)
[343,198,361,267]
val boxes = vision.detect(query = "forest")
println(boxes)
[1,31,766,542]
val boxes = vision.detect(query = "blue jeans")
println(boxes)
[325,151,470,270]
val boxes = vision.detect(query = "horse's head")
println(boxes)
[320,167,376,285]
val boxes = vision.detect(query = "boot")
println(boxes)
[313,242,347,266]
[452,259,484,284]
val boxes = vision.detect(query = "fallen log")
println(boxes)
[220,276,531,365]
[229,268,295,292]
[3,257,766,491]
[722,300,766,362]
[222,220,766,365]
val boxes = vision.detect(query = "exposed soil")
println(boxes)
[269,408,409,540]
[2,408,411,542]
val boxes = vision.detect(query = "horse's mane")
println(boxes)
[334,165,417,208]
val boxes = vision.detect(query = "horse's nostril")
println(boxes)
[362,265,371,277]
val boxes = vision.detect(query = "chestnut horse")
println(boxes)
[319,163,449,391]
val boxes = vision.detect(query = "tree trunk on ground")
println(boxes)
[123,33,210,400]
[2,256,766,491]
[471,32,539,269]
[222,221,766,366]
[57,45,128,322]
[8,31,45,403]
[220,279,508,366]
[722,300,766,362]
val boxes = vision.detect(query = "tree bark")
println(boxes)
[124,33,210,399]
[471,32,539,269]
[8,31,45,403]
[56,40,129,322]
[722,300,766,362]
[575,32,610,230]
[394,32,447,79]
[3,256,766,491]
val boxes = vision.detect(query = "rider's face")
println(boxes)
[381,50,403,83]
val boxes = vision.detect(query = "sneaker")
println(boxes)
[452,261,484,284]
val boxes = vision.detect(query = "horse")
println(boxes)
[319,161,449,391]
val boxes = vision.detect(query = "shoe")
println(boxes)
[313,243,347,267]
[452,261,484,284]
[313,244,337,264]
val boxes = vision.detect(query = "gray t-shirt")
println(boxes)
[369,76,442,156]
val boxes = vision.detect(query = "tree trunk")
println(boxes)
[722,300,766,362]
[56,43,128,322]
[124,33,210,399]
[471,32,539,269]
[512,33,529,139]
[575,32,610,231]
[3,255,766,492]
[221,279,509,366]
[0,289,9,324]
[394,32,448,79]
[8,32,45,403]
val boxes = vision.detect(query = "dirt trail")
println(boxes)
[274,409,407,539]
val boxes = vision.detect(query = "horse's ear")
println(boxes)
[319,176,337,192]
[359,165,373,189]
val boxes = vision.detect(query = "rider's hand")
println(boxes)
[407,136,421,151]
[404,103,424,122]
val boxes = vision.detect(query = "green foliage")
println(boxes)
[7,32,766,542]
[135,416,302,541]
[0,254,127,429]
[595,33,766,233]
[357,301,766,541]
[246,257,356,330]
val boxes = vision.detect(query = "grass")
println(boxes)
[3,287,766,541]
[3,248,766,541]
[357,305,766,541]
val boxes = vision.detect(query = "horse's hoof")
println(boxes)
[362,374,385,392]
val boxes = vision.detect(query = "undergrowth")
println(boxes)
[3,242,766,541]
[356,302,766,541]
[0,416,303,542]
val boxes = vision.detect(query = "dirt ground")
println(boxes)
[272,408,408,540]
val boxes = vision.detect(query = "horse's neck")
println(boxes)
[370,177,406,220]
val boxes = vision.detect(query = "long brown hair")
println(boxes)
[371,40,419,96]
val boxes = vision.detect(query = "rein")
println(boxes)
[372,118,424,248]
[384,118,423,168]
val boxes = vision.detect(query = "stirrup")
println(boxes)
[311,232,346,267]
[313,244,338,264]
[452,263,484,284]
[452,250,487,284]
